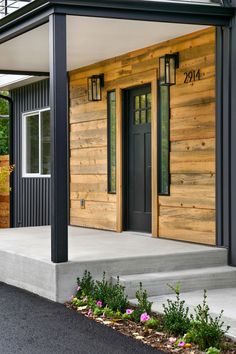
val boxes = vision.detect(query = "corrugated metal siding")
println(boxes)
[11,79,51,227]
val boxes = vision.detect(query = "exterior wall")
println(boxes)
[0,155,10,228]
[69,27,215,244]
[11,79,51,227]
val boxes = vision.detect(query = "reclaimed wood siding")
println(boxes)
[0,155,10,228]
[69,27,216,243]
[159,29,216,245]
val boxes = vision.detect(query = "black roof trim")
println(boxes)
[0,0,234,43]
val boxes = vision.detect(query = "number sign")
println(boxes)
[184,69,201,84]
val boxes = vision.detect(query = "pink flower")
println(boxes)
[178,341,185,347]
[77,286,81,291]
[140,312,150,322]
[126,309,134,315]
[169,337,177,344]
[96,300,103,308]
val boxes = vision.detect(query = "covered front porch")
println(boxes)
[0,0,236,265]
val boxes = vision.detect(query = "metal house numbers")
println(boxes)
[184,69,201,83]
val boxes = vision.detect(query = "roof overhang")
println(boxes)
[0,0,234,78]
[0,74,48,90]
[0,0,234,45]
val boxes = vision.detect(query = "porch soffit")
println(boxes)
[0,15,207,75]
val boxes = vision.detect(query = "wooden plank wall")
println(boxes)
[0,155,10,228]
[69,27,216,244]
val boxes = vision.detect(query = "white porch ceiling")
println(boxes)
[0,16,207,73]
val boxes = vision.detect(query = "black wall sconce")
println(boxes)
[87,74,104,101]
[159,53,179,86]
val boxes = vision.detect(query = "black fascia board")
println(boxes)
[44,0,234,26]
[0,0,234,45]
[0,2,52,44]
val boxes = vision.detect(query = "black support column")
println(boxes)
[229,14,236,265]
[49,13,68,263]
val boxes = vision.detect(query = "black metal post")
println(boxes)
[229,14,236,265]
[216,26,231,251]
[49,13,68,263]
[4,0,7,16]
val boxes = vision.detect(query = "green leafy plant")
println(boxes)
[144,318,159,330]
[136,282,152,313]
[94,273,128,312]
[0,93,9,155]
[77,270,95,298]
[106,277,128,312]
[93,307,103,317]
[71,297,87,307]
[162,283,191,336]
[132,283,153,322]
[122,312,133,321]
[103,307,115,319]
[189,290,229,350]
[93,272,110,304]
[206,347,221,354]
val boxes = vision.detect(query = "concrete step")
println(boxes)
[116,266,236,298]
[105,248,228,278]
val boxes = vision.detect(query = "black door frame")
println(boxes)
[122,83,152,233]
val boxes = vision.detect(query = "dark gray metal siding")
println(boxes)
[11,79,51,227]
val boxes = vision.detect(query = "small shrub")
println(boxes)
[93,273,128,312]
[136,283,152,313]
[131,283,152,322]
[106,277,128,312]
[206,347,221,354]
[144,318,159,330]
[162,283,191,336]
[93,272,110,304]
[189,290,229,350]
[77,270,95,298]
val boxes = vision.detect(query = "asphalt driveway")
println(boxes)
[0,283,164,354]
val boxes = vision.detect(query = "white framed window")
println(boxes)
[22,108,51,178]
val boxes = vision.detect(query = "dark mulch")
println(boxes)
[0,282,164,354]
[66,303,236,354]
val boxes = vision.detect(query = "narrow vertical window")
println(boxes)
[107,91,116,193]
[158,84,170,195]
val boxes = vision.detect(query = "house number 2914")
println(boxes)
[184,69,201,83]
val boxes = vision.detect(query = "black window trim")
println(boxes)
[107,89,116,194]
[158,81,170,196]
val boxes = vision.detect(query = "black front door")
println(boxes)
[125,84,152,233]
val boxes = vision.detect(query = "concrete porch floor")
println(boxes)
[0,226,235,321]
[0,225,221,262]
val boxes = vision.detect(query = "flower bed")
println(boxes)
[65,271,236,354]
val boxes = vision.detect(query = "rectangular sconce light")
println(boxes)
[159,53,179,86]
[87,74,104,101]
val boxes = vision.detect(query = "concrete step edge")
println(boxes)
[115,265,236,283]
